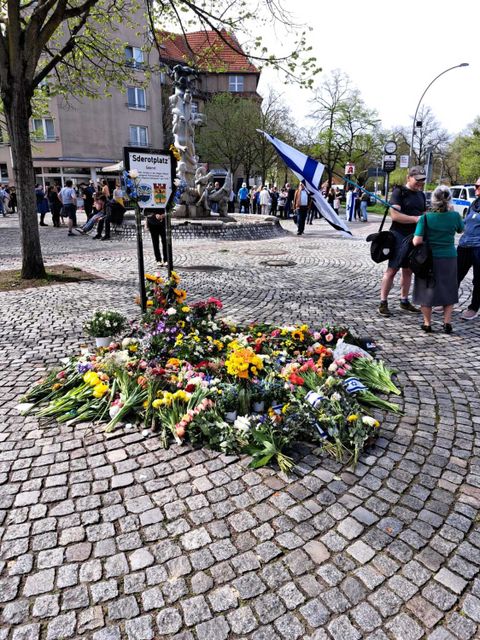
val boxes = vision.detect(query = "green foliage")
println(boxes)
[457,118,480,182]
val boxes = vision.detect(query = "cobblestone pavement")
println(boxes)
[1,212,480,640]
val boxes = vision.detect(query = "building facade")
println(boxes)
[0,21,164,189]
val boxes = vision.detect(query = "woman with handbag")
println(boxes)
[412,185,464,334]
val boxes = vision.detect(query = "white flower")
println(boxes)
[233,416,250,433]
[129,169,139,179]
[362,416,380,427]
[331,392,341,402]
[166,308,176,316]
[328,363,338,372]
[16,403,34,415]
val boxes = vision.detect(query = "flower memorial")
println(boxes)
[21,272,402,473]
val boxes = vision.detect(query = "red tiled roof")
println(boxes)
[157,29,259,74]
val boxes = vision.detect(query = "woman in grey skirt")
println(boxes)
[412,185,464,333]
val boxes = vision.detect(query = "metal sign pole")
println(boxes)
[135,203,147,313]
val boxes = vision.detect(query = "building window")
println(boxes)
[129,125,148,147]
[125,46,144,68]
[127,87,146,110]
[0,163,8,180]
[228,75,244,92]
[32,118,55,141]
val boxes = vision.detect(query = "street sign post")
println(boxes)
[345,163,355,175]
[382,154,397,173]
[400,155,409,168]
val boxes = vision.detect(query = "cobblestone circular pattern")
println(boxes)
[0,212,480,639]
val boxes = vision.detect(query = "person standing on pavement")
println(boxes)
[412,185,463,334]
[457,177,480,320]
[360,191,369,222]
[146,208,168,266]
[59,179,78,236]
[238,183,250,213]
[36,183,49,226]
[259,186,270,215]
[378,166,427,316]
[284,183,296,219]
[83,181,95,220]
[294,182,310,236]
[47,183,62,227]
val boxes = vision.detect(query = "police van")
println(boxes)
[451,185,476,218]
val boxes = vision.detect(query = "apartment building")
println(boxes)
[158,28,261,113]
[0,22,164,189]
[0,23,260,189]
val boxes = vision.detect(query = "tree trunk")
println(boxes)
[4,86,46,279]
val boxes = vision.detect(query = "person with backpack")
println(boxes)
[378,166,427,316]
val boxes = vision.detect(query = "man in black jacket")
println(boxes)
[379,166,426,316]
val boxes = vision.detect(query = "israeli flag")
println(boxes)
[342,377,368,395]
[305,390,324,409]
[258,130,351,235]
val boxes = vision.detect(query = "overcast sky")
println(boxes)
[256,0,476,136]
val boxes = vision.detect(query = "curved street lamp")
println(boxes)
[410,63,469,166]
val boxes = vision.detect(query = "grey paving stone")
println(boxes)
[253,592,286,623]
[156,608,183,635]
[386,613,424,640]
[108,595,140,620]
[273,612,305,639]
[327,615,361,640]
[125,615,154,640]
[46,612,76,639]
[462,595,480,623]
[227,605,258,634]
[299,598,330,627]
[12,625,41,640]
[23,569,55,596]
[181,595,212,626]
[195,616,230,640]
[434,567,468,594]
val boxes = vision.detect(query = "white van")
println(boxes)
[451,185,476,218]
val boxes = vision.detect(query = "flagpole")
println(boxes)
[330,171,392,209]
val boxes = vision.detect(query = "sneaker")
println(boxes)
[443,323,453,334]
[100,236,110,241]
[400,301,421,313]
[421,324,433,333]
[67,232,74,236]
[378,302,391,316]
[461,309,478,320]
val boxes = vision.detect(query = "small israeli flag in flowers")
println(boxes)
[305,390,324,409]
[342,377,368,395]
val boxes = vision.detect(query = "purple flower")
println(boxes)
[77,362,93,373]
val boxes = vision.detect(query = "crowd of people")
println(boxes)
[0,185,17,217]
[33,179,124,239]
[378,166,480,334]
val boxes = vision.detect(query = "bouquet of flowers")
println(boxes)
[84,310,127,338]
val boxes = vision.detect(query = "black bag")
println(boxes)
[408,214,434,281]
[366,207,395,263]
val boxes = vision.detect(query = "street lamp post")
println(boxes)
[410,63,469,166]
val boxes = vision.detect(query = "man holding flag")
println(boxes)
[258,131,351,235]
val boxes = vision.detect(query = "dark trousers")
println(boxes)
[148,221,167,262]
[96,214,110,238]
[296,206,308,235]
[458,246,480,311]
[85,199,94,220]
[239,199,250,213]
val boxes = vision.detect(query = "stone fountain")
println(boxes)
[169,64,232,219]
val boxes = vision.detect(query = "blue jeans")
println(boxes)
[83,212,104,232]
[360,201,368,221]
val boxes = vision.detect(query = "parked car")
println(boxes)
[450,185,476,218]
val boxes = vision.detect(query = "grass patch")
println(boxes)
[0,264,100,292]
[368,203,390,216]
